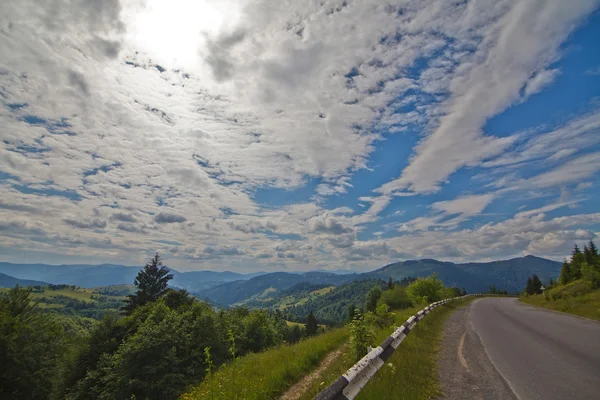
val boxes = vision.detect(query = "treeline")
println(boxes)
[0,254,322,400]
[523,241,600,294]
[558,241,599,287]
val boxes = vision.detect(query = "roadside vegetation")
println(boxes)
[295,275,469,399]
[521,241,600,320]
[181,327,348,400]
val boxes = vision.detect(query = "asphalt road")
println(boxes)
[439,297,600,400]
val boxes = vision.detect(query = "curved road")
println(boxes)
[438,297,600,400]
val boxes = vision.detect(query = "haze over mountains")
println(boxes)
[0,255,561,302]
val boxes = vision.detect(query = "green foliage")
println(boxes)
[559,241,600,287]
[524,274,543,295]
[378,285,413,310]
[522,242,600,320]
[364,304,395,329]
[123,253,173,314]
[284,280,386,325]
[406,274,444,304]
[348,312,374,361]
[305,311,319,337]
[521,279,600,321]
[0,286,70,400]
[182,328,348,400]
[364,286,383,312]
[356,299,475,400]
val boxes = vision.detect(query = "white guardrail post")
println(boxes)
[313,294,481,400]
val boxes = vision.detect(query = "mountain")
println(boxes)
[200,271,359,306]
[0,272,48,288]
[364,255,562,293]
[0,262,260,291]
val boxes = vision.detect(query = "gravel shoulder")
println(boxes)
[437,299,517,400]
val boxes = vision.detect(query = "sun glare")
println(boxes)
[126,0,231,68]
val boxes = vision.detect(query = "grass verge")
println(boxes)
[358,298,473,399]
[298,298,475,400]
[520,280,600,321]
[180,328,348,400]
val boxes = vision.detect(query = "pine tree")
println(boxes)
[305,311,319,336]
[347,303,357,323]
[123,253,173,314]
[559,261,572,285]
[531,274,543,294]
[387,277,394,290]
[588,240,599,257]
[570,244,585,280]
[525,276,534,295]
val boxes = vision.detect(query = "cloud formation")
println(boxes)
[0,0,599,271]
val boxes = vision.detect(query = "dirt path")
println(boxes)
[279,346,345,400]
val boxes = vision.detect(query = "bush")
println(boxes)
[378,286,413,310]
[349,312,375,361]
[581,263,600,288]
[549,280,594,300]
[406,275,444,304]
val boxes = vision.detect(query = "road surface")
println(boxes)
[438,297,600,400]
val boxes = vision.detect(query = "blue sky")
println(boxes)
[0,0,599,272]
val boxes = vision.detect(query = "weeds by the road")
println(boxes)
[181,328,348,400]
[521,280,600,321]
[357,298,474,400]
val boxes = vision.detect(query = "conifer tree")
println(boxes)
[305,311,319,336]
[123,253,173,314]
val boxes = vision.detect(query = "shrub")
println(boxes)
[406,275,444,304]
[378,286,413,310]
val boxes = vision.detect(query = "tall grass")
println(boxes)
[297,307,419,400]
[357,298,472,399]
[520,280,600,320]
[181,328,348,400]
[299,300,474,400]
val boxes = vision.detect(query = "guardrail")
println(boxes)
[314,294,481,400]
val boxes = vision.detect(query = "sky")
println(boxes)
[0,0,599,272]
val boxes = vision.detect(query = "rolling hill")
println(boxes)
[200,271,359,306]
[0,262,262,292]
[0,272,48,288]
[363,255,562,293]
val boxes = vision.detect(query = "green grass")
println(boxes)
[181,328,348,400]
[520,280,600,321]
[298,299,475,400]
[311,286,334,296]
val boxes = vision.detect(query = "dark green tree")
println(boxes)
[387,277,394,290]
[559,261,572,285]
[163,288,195,310]
[525,276,534,295]
[123,253,173,314]
[584,240,599,266]
[287,325,303,343]
[364,286,383,312]
[531,274,543,294]
[305,311,319,336]
[0,286,67,400]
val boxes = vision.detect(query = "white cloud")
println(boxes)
[375,0,597,195]
[524,69,561,97]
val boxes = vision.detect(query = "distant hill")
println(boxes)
[0,255,561,301]
[0,272,48,288]
[0,262,261,291]
[200,255,561,304]
[200,272,359,306]
[363,255,562,293]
